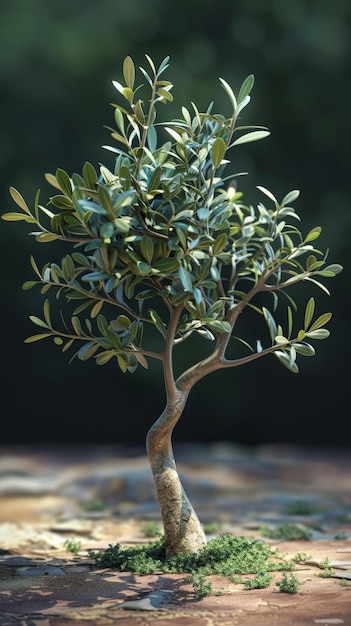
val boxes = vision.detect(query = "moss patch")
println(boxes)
[89,533,295,597]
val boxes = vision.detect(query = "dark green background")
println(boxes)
[1,0,349,446]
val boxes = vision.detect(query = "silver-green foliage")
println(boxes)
[2,55,342,375]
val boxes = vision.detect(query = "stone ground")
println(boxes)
[0,442,350,625]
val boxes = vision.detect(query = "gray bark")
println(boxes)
[146,392,207,557]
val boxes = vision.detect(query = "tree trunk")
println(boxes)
[146,392,207,557]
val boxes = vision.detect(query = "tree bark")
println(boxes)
[146,392,207,557]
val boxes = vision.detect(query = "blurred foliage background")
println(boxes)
[1,0,349,446]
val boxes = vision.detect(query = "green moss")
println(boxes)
[88,533,293,596]
[80,499,105,512]
[334,531,348,540]
[292,551,311,563]
[284,500,316,515]
[63,538,82,554]
[140,521,162,537]
[260,523,312,541]
[244,572,274,589]
[203,521,223,534]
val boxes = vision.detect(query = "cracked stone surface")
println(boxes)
[0,442,350,625]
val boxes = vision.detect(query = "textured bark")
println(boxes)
[146,394,207,557]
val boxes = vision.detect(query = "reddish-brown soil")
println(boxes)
[0,444,350,625]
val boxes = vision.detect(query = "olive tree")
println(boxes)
[2,56,342,556]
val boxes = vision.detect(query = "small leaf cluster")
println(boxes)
[63,538,82,554]
[2,55,342,374]
[185,571,213,599]
[276,571,305,594]
[316,556,335,577]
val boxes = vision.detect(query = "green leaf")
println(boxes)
[81,271,109,282]
[152,258,180,274]
[232,130,270,146]
[179,265,193,292]
[24,333,53,343]
[45,173,61,190]
[62,339,74,353]
[213,233,228,256]
[145,54,156,76]
[97,314,109,335]
[78,341,99,361]
[304,297,315,331]
[91,300,104,318]
[30,255,42,278]
[115,315,131,329]
[197,207,210,220]
[181,106,192,126]
[275,335,289,345]
[134,99,145,125]
[149,309,165,337]
[171,290,189,306]
[287,306,293,339]
[308,312,332,332]
[62,255,75,281]
[122,87,134,104]
[1,212,35,223]
[257,186,278,205]
[322,264,343,276]
[55,168,72,197]
[237,74,255,104]
[205,301,225,318]
[114,107,125,134]
[53,337,64,345]
[97,185,113,214]
[206,320,231,333]
[219,77,237,112]
[294,342,315,356]
[135,289,158,301]
[274,350,299,373]
[212,137,227,169]
[43,299,51,327]
[262,307,277,342]
[281,190,300,206]
[165,127,184,144]
[157,88,173,102]
[71,316,83,336]
[147,125,157,151]
[22,281,37,290]
[123,56,135,89]
[306,329,330,339]
[29,316,50,329]
[50,195,74,209]
[111,131,130,147]
[140,236,154,264]
[36,233,60,242]
[134,351,149,369]
[304,226,321,243]
[118,164,131,190]
[117,354,129,372]
[136,260,152,275]
[82,161,99,189]
[9,187,30,213]
[96,350,116,365]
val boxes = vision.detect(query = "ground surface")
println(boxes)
[0,443,350,625]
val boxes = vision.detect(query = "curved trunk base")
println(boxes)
[146,396,207,557]
[153,464,207,557]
